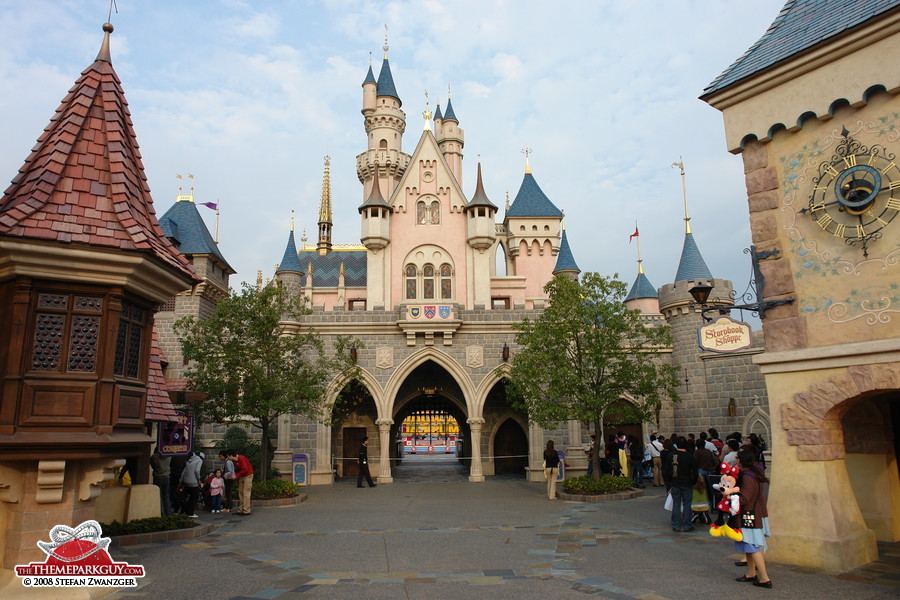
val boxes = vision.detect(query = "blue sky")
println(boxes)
[0,0,787,323]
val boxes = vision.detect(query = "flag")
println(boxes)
[629,226,639,243]
[198,202,218,210]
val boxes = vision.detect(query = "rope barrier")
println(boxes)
[333,454,532,462]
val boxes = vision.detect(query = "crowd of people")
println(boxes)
[149,448,255,518]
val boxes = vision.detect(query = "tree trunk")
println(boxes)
[592,417,605,479]
[259,416,270,481]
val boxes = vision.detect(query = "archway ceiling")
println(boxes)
[393,360,467,422]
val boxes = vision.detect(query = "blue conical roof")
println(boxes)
[277,229,304,273]
[376,58,401,106]
[674,232,713,282]
[362,64,376,86]
[159,201,234,273]
[507,172,563,218]
[434,102,443,120]
[443,97,458,122]
[625,271,658,301]
[553,230,580,274]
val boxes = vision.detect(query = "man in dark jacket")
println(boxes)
[664,436,698,532]
[357,436,377,488]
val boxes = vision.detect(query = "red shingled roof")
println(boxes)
[0,28,197,283]
[146,325,178,422]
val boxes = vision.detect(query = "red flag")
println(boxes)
[628,226,639,243]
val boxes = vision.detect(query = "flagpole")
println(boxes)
[215,199,220,243]
[635,220,644,275]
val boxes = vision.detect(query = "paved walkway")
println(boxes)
[110,469,899,600]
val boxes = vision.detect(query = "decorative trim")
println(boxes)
[466,345,484,368]
[78,458,125,502]
[35,460,67,504]
[375,346,393,369]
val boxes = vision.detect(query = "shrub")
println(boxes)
[251,479,300,499]
[215,426,262,473]
[562,474,635,495]
[100,514,197,537]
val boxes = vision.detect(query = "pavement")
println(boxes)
[109,456,899,600]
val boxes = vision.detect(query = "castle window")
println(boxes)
[423,264,435,299]
[405,264,417,299]
[379,139,388,149]
[440,264,452,299]
[416,199,441,225]
[431,200,440,224]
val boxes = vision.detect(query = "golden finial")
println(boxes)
[522,147,533,174]
[340,262,345,276]
[423,90,432,131]
[319,156,332,224]
[671,157,691,234]
[290,209,295,232]
[383,24,389,59]
[175,174,194,202]
[301,228,308,244]
[256,269,263,291]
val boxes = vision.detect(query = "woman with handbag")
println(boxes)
[733,448,772,589]
[543,440,561,500]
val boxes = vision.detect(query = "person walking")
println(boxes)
[647,434,664,487]
[179,451,203,518]
[733,448,773,588]
[356,436,377,488]
[150,449,172,515]
[218,451,235,512]
[664,436,698,532]
[543,440,561,499]
[227,449,254,515]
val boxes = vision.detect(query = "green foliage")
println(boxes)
[504,273,680,477]
[100,514,197,536]
[215,425,261,473]
[562,474,635,495]
[175,283,360,481]
[251,479,300,499]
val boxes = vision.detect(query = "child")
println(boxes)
[691,473,712,525]
[208,469,225,513]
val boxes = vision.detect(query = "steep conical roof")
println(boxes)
[363,64,376,86]
[674,232,713,282]
[507,172,563,218]
[434,101,443,120]
[465,163,497,210]
[376,58,401,105]
[443,96,458,122]
[159,199,233,273]
[625,271,658,301]
[277,229,303,273]
[358,178,392,212]
[0,23,196,282]
[553,229,580,274]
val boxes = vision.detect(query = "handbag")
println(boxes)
[740,510,757,529]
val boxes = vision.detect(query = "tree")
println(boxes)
[174,283,358,481]
[504,273,680,478]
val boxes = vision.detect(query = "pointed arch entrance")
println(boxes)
[389,360,470,482]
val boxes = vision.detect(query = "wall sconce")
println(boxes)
[728,397,737,417]
[349,345,357,363]
[502,343,510,363]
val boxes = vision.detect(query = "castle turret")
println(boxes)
[317,155,333,255]
[359,175,392,309]
[552,228,580,282]
[356,35,410,203]
[437,92,464,185]
[275,215,305,296]
[622,225,657,313]
[464,162,498,307]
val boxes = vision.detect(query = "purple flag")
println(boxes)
[198,202,218,210]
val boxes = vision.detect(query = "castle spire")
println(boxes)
[672,157,691,234]
[317,155,333,254]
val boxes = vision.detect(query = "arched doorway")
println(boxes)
[493,418,527,476]
[390,360,469,482]
[330,379,378,481]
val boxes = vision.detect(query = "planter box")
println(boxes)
[557,489,644,503]
[109,522,215,547]
[251,493,308,507]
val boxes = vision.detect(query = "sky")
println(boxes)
[0,0,789,326]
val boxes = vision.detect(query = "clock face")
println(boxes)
[806,130,900,256]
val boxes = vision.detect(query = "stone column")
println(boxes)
[566,419,587,476]
[310,422,333,485]
[528,423,545,482]
[271,414,293,480]
[467,418,485,482]
[376,419,394,483]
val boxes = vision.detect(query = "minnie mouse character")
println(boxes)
[709,463,743,541]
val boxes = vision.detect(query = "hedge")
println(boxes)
[251,479,300,499]
[100,514,197,536]
[562,474,635,495]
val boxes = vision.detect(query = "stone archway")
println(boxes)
[770,361,900,570]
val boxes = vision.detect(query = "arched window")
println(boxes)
[379,139,388,149]
[440,264,452,299]
[405,264,417,299]
[430,200,440,224]
[423,264,435,299]
[417,201,428,225]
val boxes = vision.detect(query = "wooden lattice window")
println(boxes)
[31,292,102,373]
[114,301,146,378]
